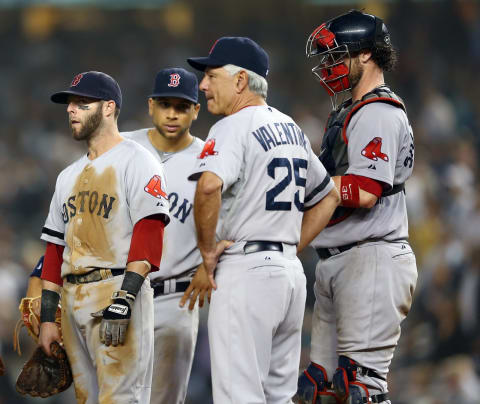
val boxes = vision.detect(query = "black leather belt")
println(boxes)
[316,238,398,259]
[316,242,359,259]
[151,279,190,297]
[317,238,408,259]
[65,268,125,284]
[244,241,283,254]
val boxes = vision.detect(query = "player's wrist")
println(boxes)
[40,289,60,323]
[120,271,145,299]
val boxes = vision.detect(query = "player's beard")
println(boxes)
[70,105,103,142]
[348,57,364,90]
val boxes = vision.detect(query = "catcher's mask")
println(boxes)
[306,10,390,109]
[306,23,351,106]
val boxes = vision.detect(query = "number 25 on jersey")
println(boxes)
[266,157,307,212]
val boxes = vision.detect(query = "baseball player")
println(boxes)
[186,37,340,403]
[295,11,418,404]
[38,71,170,404]
[122,67,208,404]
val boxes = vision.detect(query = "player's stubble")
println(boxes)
[349,57,364,90]
[69,103,103,142]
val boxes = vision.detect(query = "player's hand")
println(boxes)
[91,293,133,346]
[179,263,212,310]
[39,322,62,357]
[202,240,233,290]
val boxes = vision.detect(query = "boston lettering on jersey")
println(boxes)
[252,122,307,152]
[62,191,116,223]
[168,192,192,224]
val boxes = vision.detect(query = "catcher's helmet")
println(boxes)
[306,10,390,104]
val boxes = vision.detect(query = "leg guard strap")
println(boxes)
[294,363,341,404]
[332,356,389,403]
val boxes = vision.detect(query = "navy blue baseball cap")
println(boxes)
[149,68,198,104]
[187,36,269,78]
[51,71,122,109]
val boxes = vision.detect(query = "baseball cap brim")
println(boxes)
[51,90,104,104]
[187,56,224,72]
[148,92,198,104]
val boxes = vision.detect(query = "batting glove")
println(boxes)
[91,290,135,346]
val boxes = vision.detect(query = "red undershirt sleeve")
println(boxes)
[41,242,64,286]
[354,175,383,198]
[127,214,165,273]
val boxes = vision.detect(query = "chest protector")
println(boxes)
[319,85,406,226]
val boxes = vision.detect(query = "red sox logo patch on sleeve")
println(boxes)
[198,138,218,159]
[71,74,83,87]
[144,175,167,199]
[167,73,181,88]
[361,137,389,162]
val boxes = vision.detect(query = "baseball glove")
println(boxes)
[16,342,73,397]
[13,296,62,355]
[0,356,5,376]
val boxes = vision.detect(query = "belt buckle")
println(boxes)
[163,279,176,294]
[328,247,341,256]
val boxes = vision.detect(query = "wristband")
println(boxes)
[40,289,60,323]
[340,175,360,208]
[120,271,145,298]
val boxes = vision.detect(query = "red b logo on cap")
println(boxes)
[167,73,180,88]
[71,74,83,87]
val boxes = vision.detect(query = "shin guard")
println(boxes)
[294,363,340,404]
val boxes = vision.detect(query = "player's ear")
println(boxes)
[148,98,154,117]
[192,103,200,120]
[235,70,249,93]
[104,100,116,118]
[359,50,372,64]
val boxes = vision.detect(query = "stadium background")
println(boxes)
[0,0,479,402]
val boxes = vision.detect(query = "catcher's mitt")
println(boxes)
[16,342,72,397]
[0,356,5,376]
[13,296,62,355]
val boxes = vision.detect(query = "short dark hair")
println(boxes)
[371,44,398,72]
[114,105,120,119]
[351,44,398,72]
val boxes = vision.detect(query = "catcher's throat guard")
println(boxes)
[306,24,352,109]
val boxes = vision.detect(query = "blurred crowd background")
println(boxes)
[1,0,479,403]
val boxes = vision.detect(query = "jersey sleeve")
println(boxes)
[126,148,170,226]
[304,143,335,208]
[345,102,403,189]
[40,174,67,246]
[189,119,244,192]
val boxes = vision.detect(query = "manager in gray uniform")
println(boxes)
[186,36,339,404]
[295,10,418,404]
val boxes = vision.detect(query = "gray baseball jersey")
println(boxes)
[189,104,334,403]
[190,105,334,244]
[122,128,204,280]
[312,102,414,248]
[41,138,169,403]
[41,139,170,276]
[122,128,204,404]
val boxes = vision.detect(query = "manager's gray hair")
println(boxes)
[223,64,268,100]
